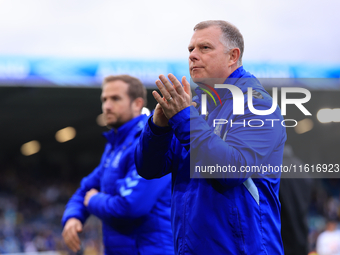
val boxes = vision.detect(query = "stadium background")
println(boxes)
[0,0,339,254]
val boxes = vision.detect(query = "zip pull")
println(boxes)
[205,111,209,121]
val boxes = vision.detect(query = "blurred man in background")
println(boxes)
[280,145,313,255]
[316,218,340,255]
[62,75,173,255]
[135,20,286,254]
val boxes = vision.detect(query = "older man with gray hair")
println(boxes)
[135,20,286,254]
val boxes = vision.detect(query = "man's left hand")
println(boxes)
[84,188,99,207]
[152,74,191,120]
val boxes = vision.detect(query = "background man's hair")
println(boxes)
[103,75,147,107]
[194,20,244,66]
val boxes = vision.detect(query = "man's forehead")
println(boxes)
[188,40,214,47]
[102,80,128,95]
[189,26,222,45]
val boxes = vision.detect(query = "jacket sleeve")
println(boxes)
[61,166,103,226]
[61,145,109,226]
[169,105,286,188]
[86,148,171,220]
[134,116,174,180]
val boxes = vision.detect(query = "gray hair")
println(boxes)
[194,20,244,66]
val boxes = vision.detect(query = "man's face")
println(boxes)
[101,80,134,129]
[188,26,232,83]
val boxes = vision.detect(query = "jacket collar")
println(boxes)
[103,114,147,147]
[193,66,251,113]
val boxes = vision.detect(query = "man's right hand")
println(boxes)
[152,102,169,127]
[62,218,83,253]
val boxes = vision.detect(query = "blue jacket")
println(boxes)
[135,67,287,254]
[62,114,174,255]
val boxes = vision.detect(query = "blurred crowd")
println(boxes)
[308,179,340,253]
[0,158,103,254]
[0,156,339,254]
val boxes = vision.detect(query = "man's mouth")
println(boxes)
[105,113,115,118]
[191,66,203,71]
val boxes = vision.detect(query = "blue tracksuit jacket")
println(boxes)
[135,67,287,254]
[62,114,174,255]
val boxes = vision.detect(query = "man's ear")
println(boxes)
[132,97,145,115]
[228,48,240,67]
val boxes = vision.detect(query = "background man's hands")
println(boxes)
[152,74,191,121]
[84,188,98,206]
[62,218,83,253]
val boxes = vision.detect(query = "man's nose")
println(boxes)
[189,49,199,62]
[103,100,113,111]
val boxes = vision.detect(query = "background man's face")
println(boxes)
[101,80,134,129]
[188,26,232,83]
